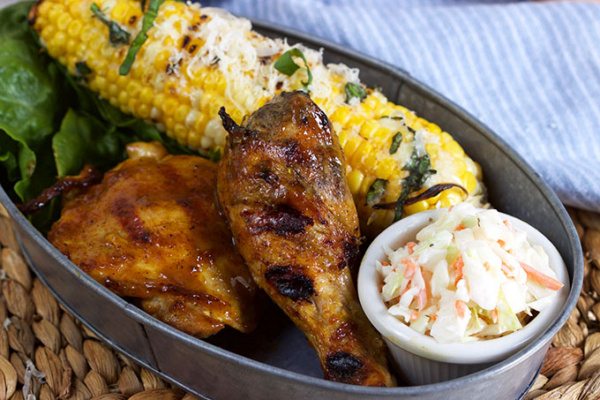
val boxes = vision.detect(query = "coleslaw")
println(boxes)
[377,203,564,343]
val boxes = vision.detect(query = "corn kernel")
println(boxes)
[344,136,363,159]
[337,129,349,147]
[405,200,429,215]
[174,124,187,141]
[362,154,378,172]
[68,0,82,15]
[347,170,364,195]
[347,115,364,130]
[443,140,465,158]
[117,91,128,106]
[164,116,175,130]
[463,172,478,194]
[363,94,381,111]
[331,106,352,127]
[375,158,397,180]
[51,31,67,51]
[440,131,453,144]
[426,193,441,206]
[126,81,140,99]
[439,188,466,208]
[108,83,119,97]
[110,2,129,20]
[175,105,190,123]
[425,143,439,160]
[67,20,81,37]
[57,13,70,31]
[454,158,467,177]
[163,98,177,116]
[127,98,139,114]
[138,104,150,119]
[373,126,392,142]
[351,141,373,166]
[427,123,442,135]
[359,120,379,140]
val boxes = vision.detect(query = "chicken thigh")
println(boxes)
[49,143,257,337]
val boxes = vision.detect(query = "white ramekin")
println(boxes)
[358,209,570,385]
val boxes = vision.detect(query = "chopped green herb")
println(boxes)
[379,115,403,121]
[366,178,388,207]
[389,132,402,154]
[274,48,312,89]
[344,82,366,103]
[90,3,130,45]
[393,149,436,220]
[75,61,92,77]
[120,0,164,75]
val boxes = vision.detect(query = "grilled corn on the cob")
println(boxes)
[30,0,486,236]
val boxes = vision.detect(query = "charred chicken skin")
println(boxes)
[49,142,257,337]
[217,92,395,386]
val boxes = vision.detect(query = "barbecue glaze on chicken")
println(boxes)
[49,143,257,337]
[217,92,395,386]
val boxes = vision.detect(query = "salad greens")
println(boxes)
[0,2,197,229]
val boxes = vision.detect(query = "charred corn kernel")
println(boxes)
[33,0,486,236]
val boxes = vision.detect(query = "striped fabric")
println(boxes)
[203,0,600,211]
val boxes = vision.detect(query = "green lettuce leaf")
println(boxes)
[52,109,123,177]
[0,1,33,38]
[0,2,61,201]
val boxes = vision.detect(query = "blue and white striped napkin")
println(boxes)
[203,0,600,211]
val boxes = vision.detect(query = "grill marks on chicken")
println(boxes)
[264,265,315,301]
[243,205,314,236]
[48,144,258,337]
[217,92,394,386]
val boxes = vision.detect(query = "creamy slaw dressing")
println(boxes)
[378,204,563,343]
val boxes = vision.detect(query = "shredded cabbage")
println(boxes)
[379,203,563,343]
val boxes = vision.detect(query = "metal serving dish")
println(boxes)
[0,21,583,400]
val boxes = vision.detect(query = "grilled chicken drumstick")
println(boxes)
[217,92,395,386]
[49,142,258,337]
